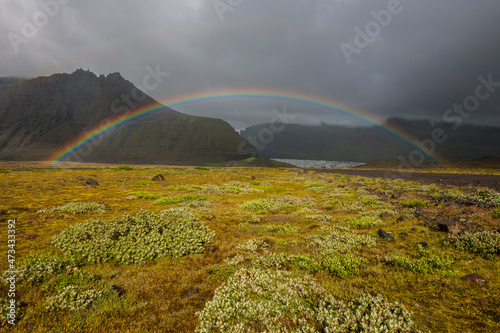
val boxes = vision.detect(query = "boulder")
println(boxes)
[378,229,394,241]
[84,178,99,186]
[418,242,428,249]
[152,174,165,181]
[380,212,394,219]
[399,232,409,238]
[461,273,486,285]
[397,215,409,222]
[112,285,126,296]
[437,221,460,235]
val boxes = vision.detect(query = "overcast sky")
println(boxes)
[1,0,499,129]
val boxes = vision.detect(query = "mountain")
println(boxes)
[240,119,500,162]
[0,77,27,94]
[0,70,255,164]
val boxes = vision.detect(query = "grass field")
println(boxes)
[0,163,499,332]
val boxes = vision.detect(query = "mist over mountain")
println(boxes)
[0,70,255,164]
[240,119,500,163]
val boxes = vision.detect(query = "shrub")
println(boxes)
[131,180,155,187]
[345,216,383,228]
[250,180,261,186]
[306,228,376,254]
[253,252,290,269]
[196,268,416,333]
[1,298,23,326]
[46,285,106,312]
[322,253,366,278]
[1,254,81,285]
[444,188,500,207]
[381,245,452,273]
[240,198,285,212]
[236,239,270,253]
[401,200,427,208]
[131,191,165,200]
[494,207,500,219]
[52,210,215,264]
[224,253,246,266]
[194,166,210,171]
[154,194,207,205]
[334,293,416,333]
[444,231,500,258]
[241,196,310,212]
[38,202,106,214]
[304,214,333,223]
[265,223,299,234]
[291,254,322,272]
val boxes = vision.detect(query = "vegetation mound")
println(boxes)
[52,210,215,264]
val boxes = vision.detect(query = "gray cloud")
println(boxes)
[1,0,499,129]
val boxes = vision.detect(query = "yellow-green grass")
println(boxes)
[0,162,498,332]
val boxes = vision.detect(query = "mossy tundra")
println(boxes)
[0,162,499,332]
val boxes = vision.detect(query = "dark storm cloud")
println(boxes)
[1,0,499,128]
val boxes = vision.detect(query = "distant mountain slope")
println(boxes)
[240,120,500,162]
[0,70,255,164]
[0,77,27,94]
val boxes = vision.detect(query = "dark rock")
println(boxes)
[380,212,394,219]
[181,287,200,300]
[461,273,486,285]
[391,194,399,199]
[251,175,256,180]
[437,221,460,235]
[418,242,428,249]
[399,232,409,237]
[0,210,5,215]
[378,229,394,241]
[410,228,418,232]
[111,285,126,296]
[208,245,218,253]
[84,178,99,186]
[152,174,165,181]
[397,215,409,222]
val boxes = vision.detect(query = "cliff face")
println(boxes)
[0,70,255,164]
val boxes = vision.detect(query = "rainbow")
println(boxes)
[47,88,441,164]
